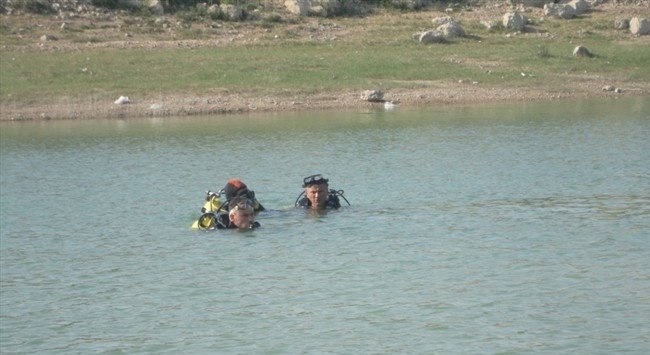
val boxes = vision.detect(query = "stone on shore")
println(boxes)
[148,0,164,16]
[40,34,57,41]
[418,30,446,44]
[615,18,630,30]
[544,3,577,19]
[220,4,244,21]
[573,45,593,57]
[503,12,526,31]
[114,96,131,105]
[573,46,594,58]
[284,0,340,17]
[630,17,650,35]
[437,20,466,38]
[361,90,384,102]
[568,0,590,15]
[432,16,454,26]
[284,0,309,16]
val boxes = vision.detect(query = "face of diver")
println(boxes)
[305,183,328,209]
[229,208,255,229]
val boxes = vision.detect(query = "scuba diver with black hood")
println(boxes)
[295,174,350,210]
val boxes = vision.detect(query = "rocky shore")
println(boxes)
[3,80,648,121]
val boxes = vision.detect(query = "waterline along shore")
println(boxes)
[1,1,649,121]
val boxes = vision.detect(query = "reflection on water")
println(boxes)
[1,98,649,353]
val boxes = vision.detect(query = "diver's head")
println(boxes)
[228,197,256,229]
[302,174,329,209]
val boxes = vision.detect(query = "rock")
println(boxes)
[148,0,164,16]
[309,5,326,17]
[432,16,454,26]
[602,85,615,91]
[630,17,650,35]
[573,45,593,57]
[285,0,310,16]
[503,12,526,31]
[40,34,57,42]
[615,18,630,30]
[220,4,243,21]
[544,3,577,19]
[437,21,465,38]
[418,30,446,44]
[568,0,589,15]
[114,96,131,105]
[284,0,339,17]
[361,90,384,102]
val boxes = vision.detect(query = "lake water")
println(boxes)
[1,98,649,354]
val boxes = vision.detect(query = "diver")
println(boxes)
[201,178,265,214]
[295,174,350,210]
[192,178,264,230]
[197,197,260,230]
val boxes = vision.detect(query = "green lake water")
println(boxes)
[1,98,649,353]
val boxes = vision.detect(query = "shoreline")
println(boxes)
[2,1,649,121]
[3,80,647,121]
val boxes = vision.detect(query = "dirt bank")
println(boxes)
[3,80,647,121]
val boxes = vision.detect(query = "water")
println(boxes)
[1,98,649,354]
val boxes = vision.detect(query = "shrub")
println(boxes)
[16,0,54,14]
[533,44,552,58]
[91,0,120,9]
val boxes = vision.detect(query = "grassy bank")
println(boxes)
[1,4,649,120]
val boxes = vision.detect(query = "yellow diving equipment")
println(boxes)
[191,191,225,230]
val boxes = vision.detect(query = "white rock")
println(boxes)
[419,30,446,44]
[114,96,131,105]
[361,90,384,102]
[572,45,593,57]
[630,17,650,35]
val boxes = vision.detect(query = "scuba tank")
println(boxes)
[196,212,217,230]
[202,190,228,214]
[191,190,228,230]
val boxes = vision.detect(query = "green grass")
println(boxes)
[1,11,649,104]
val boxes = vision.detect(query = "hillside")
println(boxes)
[1,0,649,120]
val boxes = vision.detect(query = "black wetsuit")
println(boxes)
[215,213,261,229]
[296,193,341,209]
